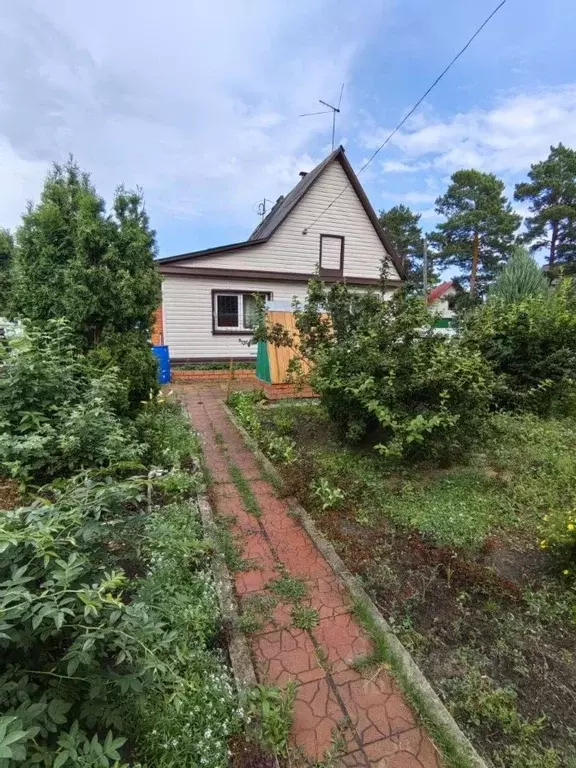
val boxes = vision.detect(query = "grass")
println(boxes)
[352,597,480,768]
[291,605,320,631]
[239,593,278,634]
[229,462,262,518]
[267,572,309,602]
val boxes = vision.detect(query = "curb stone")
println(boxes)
[222,402,489,768]
[197,492,257,691]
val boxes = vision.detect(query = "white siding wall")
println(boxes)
[175,161,399,280]
[162,274,394,359]
[162,275,308,359]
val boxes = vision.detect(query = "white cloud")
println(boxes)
[381,160,427,173]
[370,85,576,176]
[0,0,386,245]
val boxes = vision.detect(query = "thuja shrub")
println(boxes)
[257,280,494,463]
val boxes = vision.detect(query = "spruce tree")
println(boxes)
[11,159,162,409]
[431,169,521,295]
[514,143,576,275]
[490,246,548,303]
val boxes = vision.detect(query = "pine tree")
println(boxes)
[514,143,576,274]
[431,169,521,295]
[489,246,548,303]
[0,228,14,316]
[378,205,423,283]
[11,159,162,409]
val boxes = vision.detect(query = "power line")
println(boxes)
[302,0,508,235]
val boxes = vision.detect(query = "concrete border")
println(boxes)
[222,402,489,768]
[197,492,257,691]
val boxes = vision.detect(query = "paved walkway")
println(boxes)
[177,385,442,768]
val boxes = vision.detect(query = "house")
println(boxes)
[427,281,459,330]
[155,146,406,362]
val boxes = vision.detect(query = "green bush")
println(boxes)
[463,279,576,414]
[87,329,158,414]
[0,477,160,767]
[0,321,138,483]
[261,281,495,462]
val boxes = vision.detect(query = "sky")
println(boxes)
[1,0,576,259]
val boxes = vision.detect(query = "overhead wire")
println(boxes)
[302,0,509,235]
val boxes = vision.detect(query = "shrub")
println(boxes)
[0,479,161,766]
[0,321,138,483]
[259,281,494,462]
[463,279,576,414]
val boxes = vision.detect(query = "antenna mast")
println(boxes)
[299,83,344,151]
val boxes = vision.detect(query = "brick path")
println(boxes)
[177,384,442,768]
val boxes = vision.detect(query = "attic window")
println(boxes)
[319,235,344,277]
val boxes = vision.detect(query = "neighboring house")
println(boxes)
[155,145,406,362]
[427,281,459,329]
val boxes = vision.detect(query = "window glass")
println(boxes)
[243,294,258,329]
[216,294,239,327]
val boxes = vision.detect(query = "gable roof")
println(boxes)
[427,281,457,303]
[157,146,406,279]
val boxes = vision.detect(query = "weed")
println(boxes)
[310,477,345,512]
[291,605,320,631]
[238,594,277,634]
[268,573,309,603]
[229,462,262,518]
[213,518,250,572]
[245,682,297,757]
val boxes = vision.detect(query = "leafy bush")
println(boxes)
[86,330,158,414]
[0,478,161,767]
[135,394,200,468]
[258,281,494,462]
[0,321,138,483]
[463,279,576,414]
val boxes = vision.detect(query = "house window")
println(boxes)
[212,291,270,334]
[319,235,344,276]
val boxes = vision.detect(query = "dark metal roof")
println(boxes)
[156,146,406,279]
[248,146,342,241]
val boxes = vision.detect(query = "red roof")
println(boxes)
[427,281,454,304]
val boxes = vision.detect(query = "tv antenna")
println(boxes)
[253,198,276,219]
[299,83,344,151]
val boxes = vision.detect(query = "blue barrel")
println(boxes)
[152,345,171,384]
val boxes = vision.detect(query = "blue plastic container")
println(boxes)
[152,345,171,384]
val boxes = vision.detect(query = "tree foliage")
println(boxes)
[0,228,14,316]
[431,169,521,293]
[514,143,576,274]
[10,159,162,409]
[463,279,576,414]
[378,205,424,284]
[489,246,549,304]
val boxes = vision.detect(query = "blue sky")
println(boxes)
[1,0,576,259]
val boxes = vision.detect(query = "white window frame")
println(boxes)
[212,291,270,334]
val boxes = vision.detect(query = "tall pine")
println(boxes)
[11,159,162,409]
[431,169,520,295]
[514,143,576,274]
